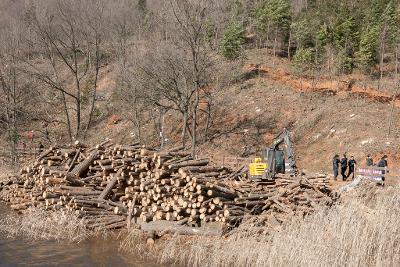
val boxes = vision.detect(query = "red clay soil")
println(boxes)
[244,64,400,107]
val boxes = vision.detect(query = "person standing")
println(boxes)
[38,142,44,154]
[332,154,340,181]
[366,154,373,166]
[340,154,348,181]
[377,155,388,184]
[347,156,357,180]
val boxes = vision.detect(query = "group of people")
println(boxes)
[332,154,389,181]
[332,154,357,181]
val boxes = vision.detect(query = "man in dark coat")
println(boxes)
[377,155,388,183]
[347,156,357,180]
[38,142,44,154]
[366,154,373,166]
[340,154,348,181]
[332,154,340,181]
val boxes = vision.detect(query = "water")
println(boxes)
[0,204,160,267]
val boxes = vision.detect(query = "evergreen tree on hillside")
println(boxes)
[221,21,245,60]
[356,25,379,70]
[378,1,399,78]
[255,0,291,56]
[314,2,360,73]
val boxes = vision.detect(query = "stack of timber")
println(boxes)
[0,141,337,235]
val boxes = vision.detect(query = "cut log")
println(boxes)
[71,150,99,177]
[140,220,223,236]
[36,147,54,162]
[64,173,85,186]
[98,169,123,200]
[168,159,209,170]
[67,149,80,172]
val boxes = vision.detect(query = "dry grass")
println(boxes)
[119,228,164,259]
[0,165,15,182]
[119,229,148,253]
[0,207,91,242]
[159,184,400,267]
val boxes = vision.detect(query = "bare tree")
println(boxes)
[0,0,226,153]
[165,0,215,157]
[21,0,106,141]
[0,17,35,163]
[0,30,19,163]
[82,1,107,139]
[109,0,149,143]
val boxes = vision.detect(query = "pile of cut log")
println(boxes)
[0,140,337,235]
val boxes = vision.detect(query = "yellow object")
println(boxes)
[249,158,267,178]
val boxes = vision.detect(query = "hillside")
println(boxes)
[74,47,398,173]
[2,2,400,267]
[2,44,399,172]
[1,0,400,173]
[207,49,400,171]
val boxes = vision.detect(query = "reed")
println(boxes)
[159,185,400,267]
[0,208,90,242]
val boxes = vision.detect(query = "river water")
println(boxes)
[0,204,161,267]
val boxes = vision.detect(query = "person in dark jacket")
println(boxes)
[377,155,388,183]
[332,154,340,180]
[366,154,373,166]
[347,156,357,180]
[38,142,44,154]
[340,154,348,181]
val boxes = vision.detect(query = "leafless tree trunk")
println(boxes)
[273,27,278,65]
[202,101,212,143]
[133,102,142,143]
[11,56,17,163]
[159,107,166,149]
[192,89,199,158]
[266,21,270,56]
[387,44,399,137]
[287,27,292,59]
[181,110,188,147]
[84,5,105,139]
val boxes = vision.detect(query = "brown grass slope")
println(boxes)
[87,48,400,172]
[200,57,400,171]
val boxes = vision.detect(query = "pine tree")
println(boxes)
[221,21,245,60]
[378,1,398,78]
[255,0,291,55]
[356,25,379,70]
[293,47,314,66]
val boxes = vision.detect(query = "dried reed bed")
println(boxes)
[119,228,150,255]
[118,228,164,260]
[0,208,91,242]
[159,184,400,267]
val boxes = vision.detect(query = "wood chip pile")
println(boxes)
[0,140,337,234]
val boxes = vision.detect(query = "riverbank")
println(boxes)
[1,181,400,267]
[0,203,162,267]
